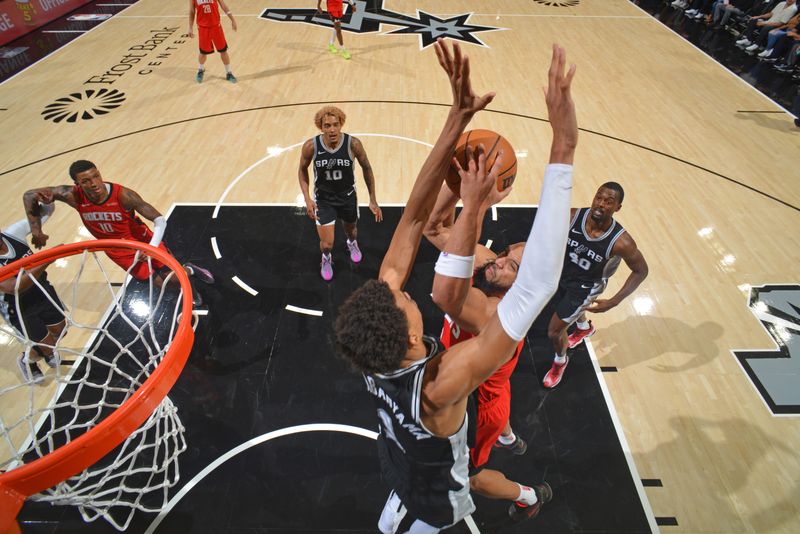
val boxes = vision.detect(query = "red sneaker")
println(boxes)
[567,321,595,348]
[542,357,569,389]
[508,482,553,522]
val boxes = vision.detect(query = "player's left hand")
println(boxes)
[370,201,383,222]
[231,19,238,31]
[587,298,617,313]
[453,144,495,210]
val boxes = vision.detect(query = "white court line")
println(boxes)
[464,514,481,534]
[485,239,493,249]
[628,1,793,117]
[144,423,378,534]
[231,275,258,296]
[212,133,433,219]
[584,340,660,533]
[491,206,498,221]
[285,304,323,317]
[42,30,88,33]
[0,0,138,87]
[209,237,221,259]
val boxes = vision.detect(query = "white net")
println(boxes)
[0,245,191,530]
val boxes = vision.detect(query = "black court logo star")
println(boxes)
[533,0,581,6]
[42,89,126,123]
[260,0,505,48]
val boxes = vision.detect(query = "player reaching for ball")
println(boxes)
[334,39,577,532]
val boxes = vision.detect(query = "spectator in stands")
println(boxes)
[757,12,800,56]
[710,0,763,28]
[735,0,798,49]
[772,28,800,69]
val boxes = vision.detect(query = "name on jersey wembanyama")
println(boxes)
[315,158,352,170]
[82,212,124,222]
[568,239,604,263]
[364,375,431,441]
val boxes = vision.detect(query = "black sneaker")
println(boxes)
[226,72,237,84]
[17,354,44,384]
[184,263,215,284]
[43,351,59,368]
[196,69,205,83]
[508,482,553,522]
[494,434,528,455]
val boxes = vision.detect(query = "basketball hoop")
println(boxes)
[0,240,194,532]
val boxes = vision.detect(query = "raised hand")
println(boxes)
[452,144,496,210]
[433,38,495,118]
[545,44,578,162]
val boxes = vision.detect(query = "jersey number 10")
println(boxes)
[324,170,343,181]
[98,223,114,233]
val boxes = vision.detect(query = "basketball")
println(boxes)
[447,129,517,195]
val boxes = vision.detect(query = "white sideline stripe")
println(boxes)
[464,514,481,533]
[484,239,493,249]
[585,340,660,533]
[210,237,221,259]
[231,275,258,296]
[144,423,378,534]
[42,30,88,33]
[96,3,134,5]
[628,1,793,117]
[491,206,498,221]
[0,0,138,87]
[285,305,323,317]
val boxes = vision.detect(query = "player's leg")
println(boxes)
[544,283,598,388]
[377,491,444,534]
[340,193,361,263]
[334,19,351,59]
[543,310,571,388]
[567,311,595,348]
[214,27,236,83]
[197,26,213,83]
[315,202,337,280]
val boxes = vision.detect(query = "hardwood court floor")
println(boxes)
[1,0,799,532]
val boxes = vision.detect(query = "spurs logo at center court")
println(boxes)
[259,0,504,48]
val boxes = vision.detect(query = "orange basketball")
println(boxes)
[448,129,517,195]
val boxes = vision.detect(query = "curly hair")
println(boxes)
[334,279,409,375]
[314,106,346,130]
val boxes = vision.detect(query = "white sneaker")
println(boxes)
[693,12,705,19]
[736,38,750,45]
[17,354,44,384]
[758,48,773,57]
[745,44,759,51]
[685,9,698,15]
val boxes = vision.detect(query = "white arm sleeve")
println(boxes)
[2,204,55,242]
[496,164,573,341]
[148,216,167,247]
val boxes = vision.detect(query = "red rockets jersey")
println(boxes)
[195,0,221,27]
[73,183,151,242]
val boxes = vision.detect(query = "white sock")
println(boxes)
[554,354,567,365]
[516,484,538,506]
[330,30,336,44]
[184,264,195,276]
[497,431,516,445]
[347,238,356,245]
[322,252,331,260]
[224,63,232,74]
[198,64,205,71]
[576,320,590,330]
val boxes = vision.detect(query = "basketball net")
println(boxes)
[0,240,194,532]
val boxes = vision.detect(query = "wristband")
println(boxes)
[435,252,475,279]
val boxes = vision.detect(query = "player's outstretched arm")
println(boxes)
[379,38,495,290]
[297,139,318,221]
[425,44,577,414]
[351,137,382,222]
[119,187,167,247]
[22,186,76,249]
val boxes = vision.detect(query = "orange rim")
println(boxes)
[0,240,194,531]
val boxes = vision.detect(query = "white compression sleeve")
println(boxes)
[496,164,573,341]
[2,204,55,241]
[149,216,167,247]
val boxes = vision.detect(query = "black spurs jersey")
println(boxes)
[364,336,474,528]
[0,230,36,320]
[312,133,356,198]
[563,207,625,283]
